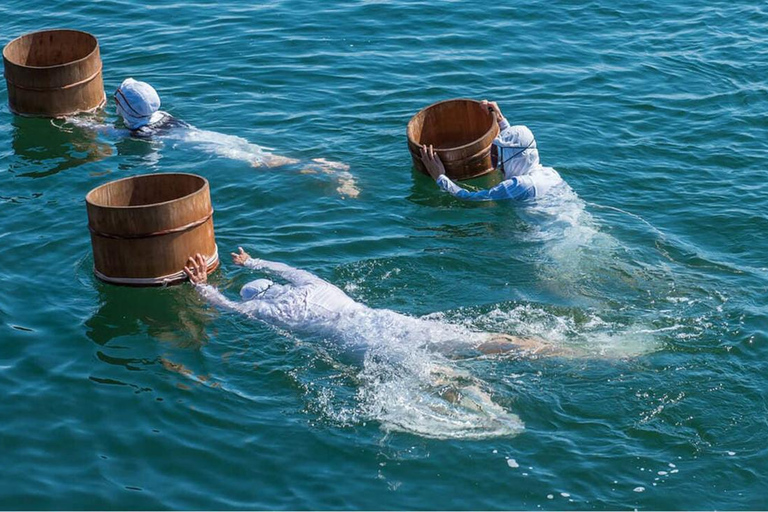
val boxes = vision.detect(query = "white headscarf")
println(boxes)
[240,279,275,300]
[114,78,163,130]
[494,125,541,179]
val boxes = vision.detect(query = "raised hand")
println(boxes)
[184,253,208,284]
[419,144,446,181]
[231,246,251,266]
[481,100,504,123]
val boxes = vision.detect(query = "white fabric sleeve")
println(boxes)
[195,283,284,322]
[242,258,319,286]
[62,116,128,137]
[194,284,242,311]
[498,118,510,131]
[436,174,534,201]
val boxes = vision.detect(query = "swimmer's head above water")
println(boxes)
[114,78,163,130]
[240,279,275,300]
[492,125,541,179]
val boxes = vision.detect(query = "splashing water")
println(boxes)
[356,346,524,440]
[291,292,665,439]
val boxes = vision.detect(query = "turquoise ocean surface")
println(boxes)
[1,0,767,509]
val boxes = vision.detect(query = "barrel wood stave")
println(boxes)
[3,29,106,117]
[86,173,218,286]
[406,98,499,181]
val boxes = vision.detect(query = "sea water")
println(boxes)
[1,0,767,509]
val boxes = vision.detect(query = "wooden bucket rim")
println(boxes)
[3,29,100,71]
[406,98,497,153]
[93,246,220,287]
[86,173,210,210]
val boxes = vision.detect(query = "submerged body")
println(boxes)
[66,78,359,197]
[191,252,547,356]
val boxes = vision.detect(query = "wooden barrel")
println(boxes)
[86,173,219,287]
[3,29,106,117]
[407,99,500,181]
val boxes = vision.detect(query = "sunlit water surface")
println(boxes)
[1,0,767,509]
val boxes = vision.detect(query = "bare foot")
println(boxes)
[336,176,360,198]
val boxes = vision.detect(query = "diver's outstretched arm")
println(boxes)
[193,283,242,312]
[420,143,533,201]
[194,282,280,321]
[436,174,533,201]
[184,254,241,312]
[231,247,320,286]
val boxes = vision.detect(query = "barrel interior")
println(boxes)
[3,30,97,68]
[87,174,207,208]
[408,100,495,150]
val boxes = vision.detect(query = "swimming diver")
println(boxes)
[67,77,359,197]
[421,100,563,201]
[183,250,557,357]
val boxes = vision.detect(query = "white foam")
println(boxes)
[633,487,645,493]
[474,305,661,359]
[303,308,526,440]
[507,459,519,468]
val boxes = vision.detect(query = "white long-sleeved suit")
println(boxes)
[195,258,364,333]
[192,257,509,354]
[436,120,564,201]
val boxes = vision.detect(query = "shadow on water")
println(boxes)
[83,280,221,392]
[85,282,209,349]
[9,115,114,178]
